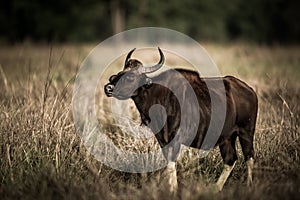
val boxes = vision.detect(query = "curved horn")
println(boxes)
[124,48,136,66]
[142,47,165,74]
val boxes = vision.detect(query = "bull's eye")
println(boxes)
[125,73,135,82]
[109,75,117,82]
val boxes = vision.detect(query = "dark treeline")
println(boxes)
[0,0,299,44]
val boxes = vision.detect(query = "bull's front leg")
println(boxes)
[161,143,181,193]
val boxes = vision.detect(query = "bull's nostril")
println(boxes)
[105,84,114,93]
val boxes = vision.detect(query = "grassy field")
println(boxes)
[0,43,299,199]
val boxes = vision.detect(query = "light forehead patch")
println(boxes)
[123,59,142,71]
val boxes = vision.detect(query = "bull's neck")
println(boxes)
[131,86,153,125]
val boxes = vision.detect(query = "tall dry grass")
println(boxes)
[0,43,299,199]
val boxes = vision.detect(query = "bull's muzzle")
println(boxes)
[104,83,114,97]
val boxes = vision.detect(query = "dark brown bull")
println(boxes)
[104,48,258,192]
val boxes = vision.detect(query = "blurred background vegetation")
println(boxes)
[0,0,299,44]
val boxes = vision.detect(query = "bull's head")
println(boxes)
[104,47,164,100]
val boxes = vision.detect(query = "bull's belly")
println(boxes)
[184,125,238,150]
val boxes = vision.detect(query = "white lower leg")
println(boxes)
[165,162,178,193]
[216,161,236,191]
[246,157,254,186]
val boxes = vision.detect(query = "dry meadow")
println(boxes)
[0,43,299,199]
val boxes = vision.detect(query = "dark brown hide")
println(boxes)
[104,51,258,166]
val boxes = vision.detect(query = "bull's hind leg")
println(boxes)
[239,128,255,187]
[216,134,238,191]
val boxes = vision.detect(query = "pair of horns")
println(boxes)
[124,47,165,74]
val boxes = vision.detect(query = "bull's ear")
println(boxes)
[145,77,152,88]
